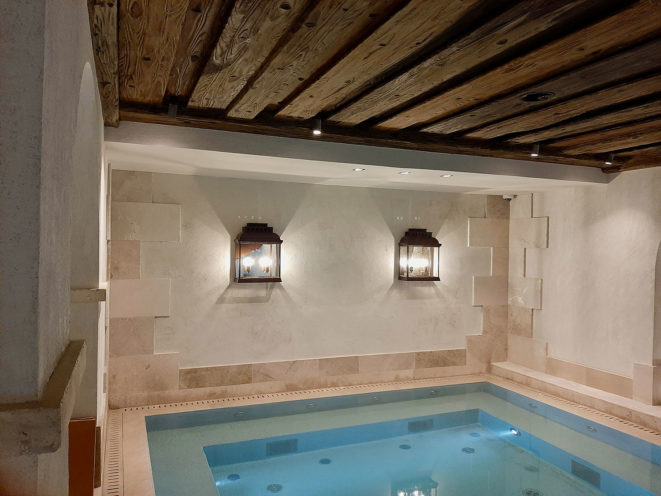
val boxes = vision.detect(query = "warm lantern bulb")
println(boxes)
[242,256,254,272]
[409,257,429,269]
[259,256,272,271]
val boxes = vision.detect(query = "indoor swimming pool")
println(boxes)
[145,383,661,496]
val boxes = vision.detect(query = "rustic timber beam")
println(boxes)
[118,106,607,170]
[87,0,119,127]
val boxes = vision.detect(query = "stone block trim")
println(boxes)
[109,278,171,318]
[111,202,181,242]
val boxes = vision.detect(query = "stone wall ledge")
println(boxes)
[0,340,86,457]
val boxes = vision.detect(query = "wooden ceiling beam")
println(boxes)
[226,0,403,120]
[380,1,661,130]
[329,0,612,127]
[551,118,661,155]
[164,0,232,104]
[118,106,607,169]
[603,144,661,171]
[119,0,188,105]
[188,0,309,110]
[87,0,119,127]
[467,72,661,140]
[276,0,486,120]
[511,98,661,144]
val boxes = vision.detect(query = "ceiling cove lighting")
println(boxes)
[353,167,365,172]
[531,144,540,158]
[441,174,453,178]
[605,152,615,166]
[234,223,282,283]
[399,171,411,175]
[312,118,322,136]
[398,229,441,281]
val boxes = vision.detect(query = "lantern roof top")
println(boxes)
[236,223,283,244]
[399,228,441,247]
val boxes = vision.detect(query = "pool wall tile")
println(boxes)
[318,356,359,376]
[415,349,466,368]
[180,365,253,389]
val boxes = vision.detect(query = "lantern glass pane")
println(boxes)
[399,244,407,278]
[236,243,279,280]
[432,246,439,278]
[408,245,434,278]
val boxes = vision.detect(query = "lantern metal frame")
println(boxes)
[398,228,441,281]
[234,223,282,283]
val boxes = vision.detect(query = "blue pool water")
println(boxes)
[145,383,661,496]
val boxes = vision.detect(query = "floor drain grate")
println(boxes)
[267,484,283,493]
[522,489,543,496]
[399,444,411,450]
[461,447,475,453]
[319,458,332,464]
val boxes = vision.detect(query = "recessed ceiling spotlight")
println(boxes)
[353,168,365,172]
[399,171,411,175]
[530,144,540,158]
[312,118,322,136]
[604,152,615,166]
[441,174,453,178]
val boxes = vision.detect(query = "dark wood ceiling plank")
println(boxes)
[379,1,661,130]
[511,98,661,144]
[276,0,484,121]
[226,0,396,120]
[552,118,661,155]
[165,0,230,102]
[467,72,661,140]
[88,0,119,126]
[119,0,188,105]
[120,106,606,169]
[331,0,611,127]
[188,0,308,110]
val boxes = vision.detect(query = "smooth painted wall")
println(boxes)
[134,173,491,368]
[530,168,661,377]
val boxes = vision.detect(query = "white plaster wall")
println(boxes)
[139,173,490,367]
[531,168,661,377]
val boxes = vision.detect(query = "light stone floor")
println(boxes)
[105,373,661,496]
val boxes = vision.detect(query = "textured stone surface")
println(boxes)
[508,305,533,337]
[111,170,152,203]
[510,217,548,249]
[111,202,180,241]
[108,353,179,397]
[508,276,542,309]
[473,276,508,306]
[415,349,466,368]
[179,364,252,389]
[508,335,547,372]
[318,356,359,376]
[109,279,171,318]
[468,218,509,247]
[486,195,510,219]
[548,357,632,398]
[109,317,154,357]
[358,353,415,373]
[110,240,140,279]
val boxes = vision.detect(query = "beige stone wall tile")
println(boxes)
[468,218,509,247]
[358,353,415,373]
[415,349,466,368]
[179,364,252,389]
[110,240,140,279]
[508,334,547,372]
[109,317,154,357]
[584,366,632,398]
[546,357,587,384]
[322,369,415,387]
[318,356,359,376]
[110,278,171,318]
[633,363,656,404]
[491,247,509,277]
[467,335,506,371]
[508,306,533,337]
[109,353,179,396]
[510,194,532,219]
[111,170,153,203]
[509,246,525,278]
[486,195,510,219]
[111,202,180,241]
[510,217,549,249]
[508,276,542,309]
[252,359,319,384]
[482,305,508,334]
[473,276,508,306]
[412,365,474,379]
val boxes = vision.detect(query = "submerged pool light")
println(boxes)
[510,427,521,436]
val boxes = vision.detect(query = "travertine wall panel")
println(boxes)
[111,202,181,242]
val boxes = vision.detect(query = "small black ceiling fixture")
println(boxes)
[521,91,555,103]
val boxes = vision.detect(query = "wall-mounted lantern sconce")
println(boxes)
[391,477,439,496]
[234,223,282,283]
[398,228,441,281]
